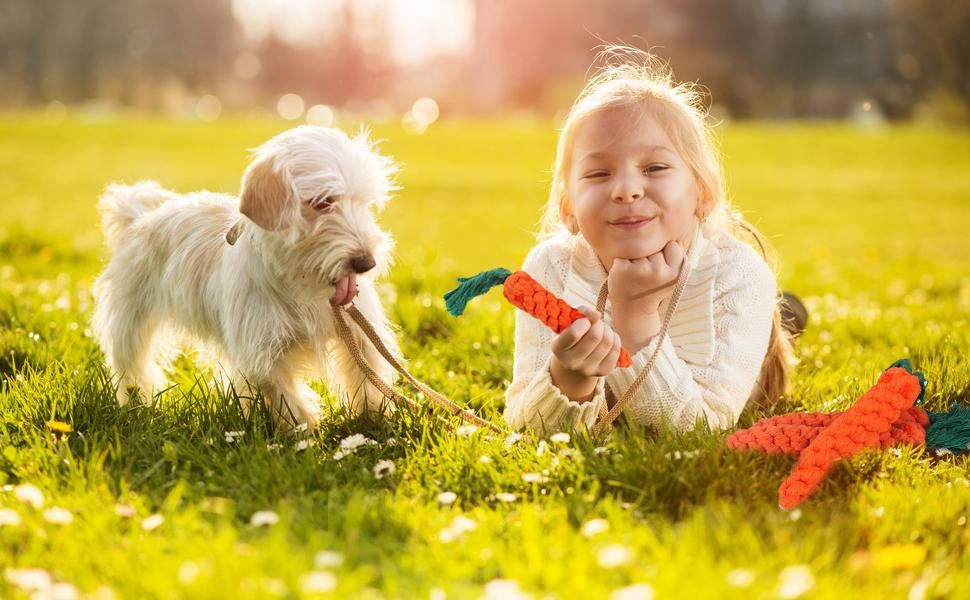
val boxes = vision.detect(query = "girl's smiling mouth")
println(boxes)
[609,215,655,230]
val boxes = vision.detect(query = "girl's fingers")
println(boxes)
[663,240,685,268]
[568,319,606,362]
[589,330,620,372]
[598,333,623,372]
[553,317,591,354]
[574,304,601,323]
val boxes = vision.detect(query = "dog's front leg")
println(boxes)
[259,365,322,433]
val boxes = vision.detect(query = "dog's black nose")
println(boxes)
[350,254,376,274]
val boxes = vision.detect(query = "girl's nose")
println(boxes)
[612,171,644,203]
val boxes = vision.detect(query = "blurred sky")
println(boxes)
[232,0,474,65]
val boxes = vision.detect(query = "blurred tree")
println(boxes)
[0,0,240,105]
[887,0,970,118]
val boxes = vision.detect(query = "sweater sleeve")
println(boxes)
[503,241,608,434]
[605,244,778,432]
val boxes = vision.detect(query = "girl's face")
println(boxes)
[565,105,701,268]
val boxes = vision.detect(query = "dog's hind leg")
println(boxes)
[92,277,167,405]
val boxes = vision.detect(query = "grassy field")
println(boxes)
[0,113,968,599]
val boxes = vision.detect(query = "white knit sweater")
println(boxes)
[504,225,778,434]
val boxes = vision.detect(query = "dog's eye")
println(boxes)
[309,194,336,212]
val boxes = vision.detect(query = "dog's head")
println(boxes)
[238,125,397,302]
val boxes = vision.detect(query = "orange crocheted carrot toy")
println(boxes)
[776,366,922,509]
[444,268,632,368]
[728,359,970,510]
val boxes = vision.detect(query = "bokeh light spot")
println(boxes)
[306,104,334,127]
[277,94,305,120]
[195,95,222,121]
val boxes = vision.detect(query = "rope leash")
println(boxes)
[332,304,503,433]
[592,244,694,434]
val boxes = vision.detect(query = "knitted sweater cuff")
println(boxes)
[505,356,607,434]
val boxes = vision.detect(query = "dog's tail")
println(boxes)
[98,182,175,249]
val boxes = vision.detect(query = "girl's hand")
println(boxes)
[550,305,622,402]
[607,240,685,353]
[608,240,685,313]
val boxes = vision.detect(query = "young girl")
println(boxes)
[505,49,795,434]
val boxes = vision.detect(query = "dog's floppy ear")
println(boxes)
[239,155,290,230]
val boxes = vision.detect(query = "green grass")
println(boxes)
[0,112,968,599]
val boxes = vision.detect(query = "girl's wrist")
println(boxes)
[550,356,599,403]
[611,307,662,354]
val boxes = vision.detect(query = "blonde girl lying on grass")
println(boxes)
[505,48,800,434]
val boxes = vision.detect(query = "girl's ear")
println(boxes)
[239,155,291,231]
[561,202,579,235]
[694,184,713,221]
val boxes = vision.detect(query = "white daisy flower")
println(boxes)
[437,491,458,505]
[482,578,529,600]
[373,460,396,479]
[301,571,337,593]
[141,514,164,531]
[296,439,317,452]
[339,434,377,451]
[313,550,344,569]
[114,504,136,518]
[597,544,632,568]
[456,425,478,436]
[777,565,815,599]
[43,506,73,524]
[14,484,45,509]
[725,568,755,588]
[178,561,199,584]
[549,432,570,444]
[495,493,517,503]
[5,567,52,591]
[611,583,654,600]
[580,518,609,538]
[224,430,245,443]
[250,510,279,527]
[449,515,477,535]
[49,582,80,599]
[503,433,523,448]
[0,508,21,526]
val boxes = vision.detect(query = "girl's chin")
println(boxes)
[610,241,665,260]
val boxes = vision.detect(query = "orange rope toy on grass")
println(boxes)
[727,359,970,510]
[444,268,632,368]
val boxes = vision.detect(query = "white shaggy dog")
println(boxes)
[92,125,401,431]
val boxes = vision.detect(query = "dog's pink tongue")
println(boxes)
[330,274,358,306]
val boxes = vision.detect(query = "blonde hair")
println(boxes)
[542,47,795,408]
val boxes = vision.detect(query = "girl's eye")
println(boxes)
[583,171,609,179]
[309,194,336,212]
[644,164,669,174]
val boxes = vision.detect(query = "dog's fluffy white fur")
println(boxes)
[92,125,401,431]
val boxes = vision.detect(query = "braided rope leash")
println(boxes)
[591,242,695,435]
[332,304,503,433]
